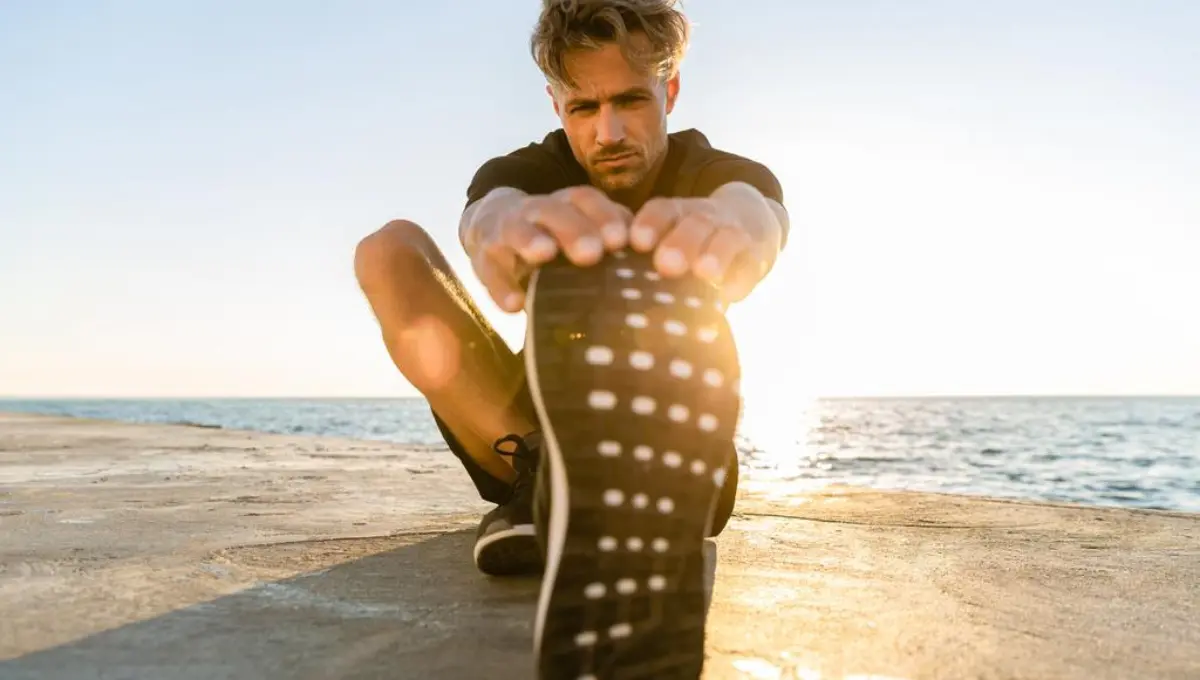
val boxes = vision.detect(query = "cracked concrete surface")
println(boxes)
[1,413,1197,679]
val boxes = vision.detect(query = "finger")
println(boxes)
[498,211,557,265]
[718,247,769,303]
[654,213,716,278]
[473,244,526,313]
[694,225,753,285]
[526,198,605,266]
[630,198,680,252]
[562,187,633,251]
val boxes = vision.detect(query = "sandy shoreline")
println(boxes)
[1,411,1197,679]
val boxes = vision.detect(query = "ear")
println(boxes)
[547,83,562,118]
[664,72,681,114]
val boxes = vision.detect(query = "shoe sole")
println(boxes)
[524,251,741,680]
[474,524,542,576]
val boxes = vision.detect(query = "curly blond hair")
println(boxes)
[531,0,691,89]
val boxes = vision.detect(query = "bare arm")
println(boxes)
[708,180,788,274]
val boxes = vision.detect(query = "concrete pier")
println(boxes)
[1,413,1197,679]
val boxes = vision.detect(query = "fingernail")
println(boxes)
[696,254,722,282]
[573,235,602,263]
[602,222,627,249]
[524,234,557,261]
[631,226,655,251]
[657,248,686,276]
[503,292,524,311]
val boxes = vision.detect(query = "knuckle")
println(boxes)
[599,200,625,219]
[518,193,545,209]
[662,227,695,249]
[508,221,536,241]
[484,226,507,249]
[677,214,711,236]
[642,207,671,227]
[502,211,532,235]
[516,197,543,219]
[724,226,752,246]
[530,198,564,224]
[666,214,693,232]
[564,207,594,233]
[562,185,592,203]
[645,197,672,212]
[482,237,507,258]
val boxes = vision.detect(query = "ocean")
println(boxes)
[2,397,1198,513]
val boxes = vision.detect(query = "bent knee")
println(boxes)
[354,219,438,289]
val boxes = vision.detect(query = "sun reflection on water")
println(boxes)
[735,392,837,502]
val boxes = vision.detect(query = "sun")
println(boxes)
[722,277,820,478]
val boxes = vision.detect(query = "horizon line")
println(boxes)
[2,393,1199,401]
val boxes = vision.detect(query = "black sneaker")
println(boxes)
[523,250,742,679]
[473,431,545,577]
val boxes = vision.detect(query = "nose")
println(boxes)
[595,107,626,146]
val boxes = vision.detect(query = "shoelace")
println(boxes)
[493,432,541,503]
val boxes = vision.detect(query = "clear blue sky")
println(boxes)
[2,0,1197,399]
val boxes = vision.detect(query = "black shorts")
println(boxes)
[431,351,740,535]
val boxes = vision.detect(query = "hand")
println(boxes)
[465,185,632,312]
[629,195,773,303]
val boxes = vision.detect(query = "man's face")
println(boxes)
[550,38,680,196]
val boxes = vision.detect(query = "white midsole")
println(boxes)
[524,268,570,658]
[472,524,536,564]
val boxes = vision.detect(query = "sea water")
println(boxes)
[3,396,1197,512]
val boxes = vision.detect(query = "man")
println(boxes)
[355,0,787,676]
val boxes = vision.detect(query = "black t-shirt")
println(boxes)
[465,128,789,249]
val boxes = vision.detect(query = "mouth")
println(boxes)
[594,153,637,168]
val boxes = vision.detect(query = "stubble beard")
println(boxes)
[588,153,651,197]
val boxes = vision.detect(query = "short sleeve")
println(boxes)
[693,158,784,205]
[465,154,571,209]
[693,158,789,248]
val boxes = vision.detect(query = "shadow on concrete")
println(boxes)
[2,530,718,680]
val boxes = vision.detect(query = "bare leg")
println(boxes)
[354,220,537,485]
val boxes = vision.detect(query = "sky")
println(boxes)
[1,0,1198,399]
